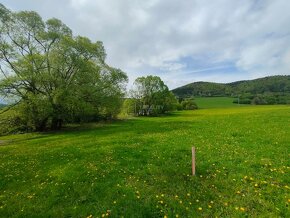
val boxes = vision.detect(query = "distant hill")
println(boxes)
[172,75,290,98]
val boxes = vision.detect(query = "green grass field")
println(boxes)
[194,97,241,109]
[0,106,289,217]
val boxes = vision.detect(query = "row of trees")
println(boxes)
[233,93,290,105]
[0,4,198,133]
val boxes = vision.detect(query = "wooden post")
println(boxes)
[192,147,195,176]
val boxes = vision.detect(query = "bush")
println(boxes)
[181,99,198,110]
[0,108,29,135]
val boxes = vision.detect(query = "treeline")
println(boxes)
[172,75,290,102]
[233,93,290,105]
[0,5,198,135]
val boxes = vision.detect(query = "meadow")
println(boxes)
[194,97,240,109]
[0,105,289,217]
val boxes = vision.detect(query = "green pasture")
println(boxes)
[0,105,289,217]
[194,97,240,109]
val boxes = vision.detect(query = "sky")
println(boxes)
[1,0,290,89]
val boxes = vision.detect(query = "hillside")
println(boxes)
[172,75,290,98]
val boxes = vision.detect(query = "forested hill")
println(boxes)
[172,75,290,98]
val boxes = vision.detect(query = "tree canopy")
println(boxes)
[0,4,127,131]
[129,75,177,116]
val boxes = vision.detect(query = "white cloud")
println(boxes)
[1,0,290,88]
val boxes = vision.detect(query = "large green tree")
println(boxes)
[0,4,127,131]
[130,75,177,115]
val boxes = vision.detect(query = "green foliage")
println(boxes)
[233,93,290,105]
[0,106,289,217]
[180,99,198,110]
[120,98,136,116]
[130,75,178,116]
[0,4,127,131]
[172,75,290,101]
[0,106,28,135]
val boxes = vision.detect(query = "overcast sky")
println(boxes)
[1,0,290,89]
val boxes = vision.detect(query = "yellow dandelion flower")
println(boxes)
[101,214,105,218]
[198,207,202,211]
[254,184,258,187]
[176,214,179,217]
[235,207,239,210]
[164,216,167,218]
[113,201,116,204]
[179,200,182,204]
[240,207,245,212]
[224,202,228,206]
[208,205,212,208]
[187,193,190,196]
[236,191,241,194]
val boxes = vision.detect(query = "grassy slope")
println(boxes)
[0,106,290,217]
[195,97,241,109]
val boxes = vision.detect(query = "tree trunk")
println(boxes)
[51,117,63,130]
[35,118,48,132]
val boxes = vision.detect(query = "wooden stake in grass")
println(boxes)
[192,147,195,176]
